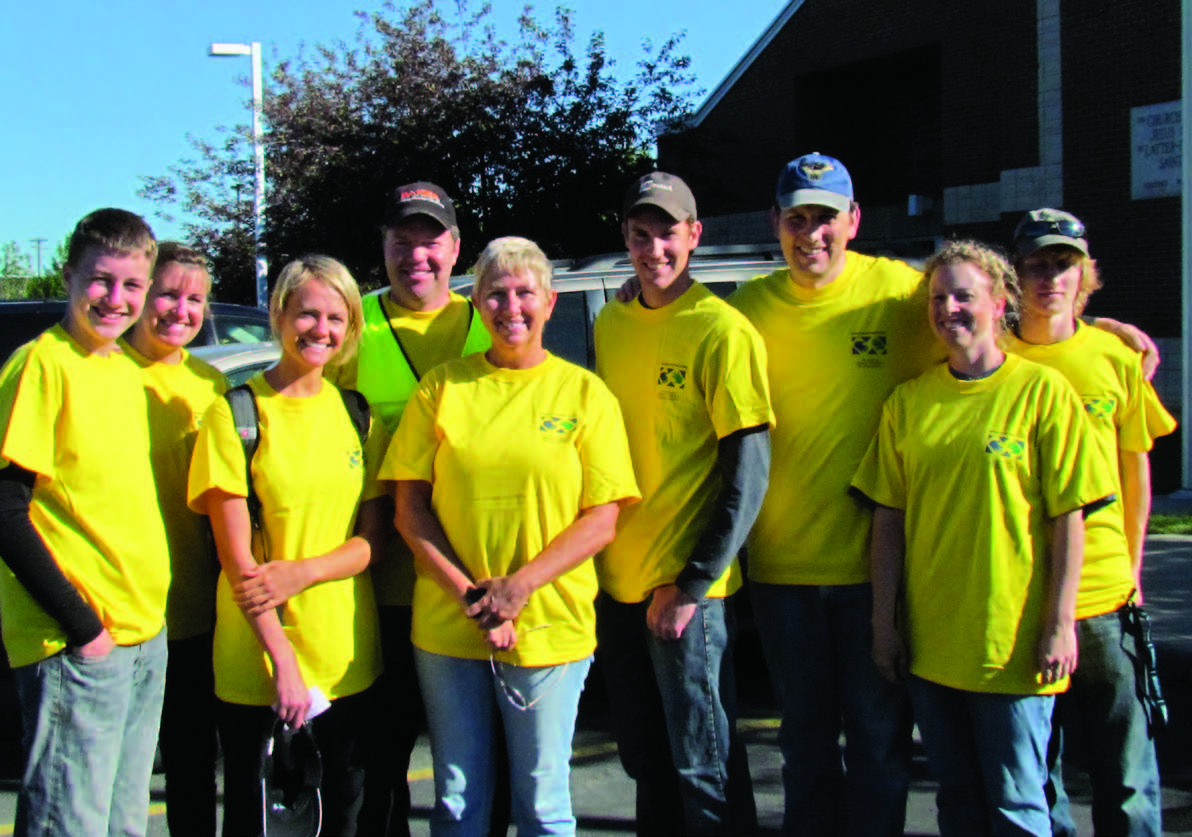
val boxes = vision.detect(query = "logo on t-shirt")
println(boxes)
[1082,395,1116,420]
[539,415,579,441]
[348,447,364,469]
[985,432,1026,461]
[657,364,687,389]
[851,332,887,368]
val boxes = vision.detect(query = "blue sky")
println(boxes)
[0,0,788,264]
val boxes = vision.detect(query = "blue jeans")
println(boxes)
[749,582,911,837]
[1047,608,1162,836]
[415,648,591,837]
[14,629,167,837]
[597,593,755,836]
[909,676,1054,836]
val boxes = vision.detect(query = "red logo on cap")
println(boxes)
[400,189,443,207]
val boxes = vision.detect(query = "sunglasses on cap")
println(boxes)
[1016,218,1086,241]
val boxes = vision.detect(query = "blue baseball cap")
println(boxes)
[776,153,854,213]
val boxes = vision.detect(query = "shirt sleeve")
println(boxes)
[1117,358,1177,453]
[1036,372,1117,517]
[380,372,442,484]
[850,394,908,511]
[0,344,59,477]
[700,320,775,439]
[575,380,640,509]
[676,426,770,599]
[0,465,105,646]
[187,395,249,514]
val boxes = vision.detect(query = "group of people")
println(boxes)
[0,150,1172,837]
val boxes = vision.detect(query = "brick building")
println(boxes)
[660,0,1184,487]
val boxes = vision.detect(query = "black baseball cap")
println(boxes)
[383,181,458,230]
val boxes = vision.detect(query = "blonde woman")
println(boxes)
[189,255,385,836]
[383,237,639,836]
[853,240,1114,836]
[122,243,225,837]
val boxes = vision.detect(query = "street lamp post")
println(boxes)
[209,41,268,309]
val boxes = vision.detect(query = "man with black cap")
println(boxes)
[594,171,772,835]
[1007,208,1174,837]
[338,181,491,836]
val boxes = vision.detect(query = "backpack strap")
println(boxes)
[338,388,370,447]
[223,384,263,531]
[223,385,369,534]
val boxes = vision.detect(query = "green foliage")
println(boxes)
[1,242,32,299]
[24,237,68,299]
[139,0,700,304]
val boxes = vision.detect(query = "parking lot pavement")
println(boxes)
[4,530,1192,835]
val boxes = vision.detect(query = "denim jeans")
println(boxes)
[14,629,167,837]
[218,686,377,837]
[160,632,218,837]
[1047,607,1162,837]
[909,676,1054,836]
[597,593,755,837]
[415,648,591,837]
[749,582,911,837]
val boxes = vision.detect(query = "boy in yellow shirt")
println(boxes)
[595,173,773,835]
[0,208,169,837]
[1007,209,1175,835]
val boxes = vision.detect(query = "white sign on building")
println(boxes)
[1131,100,1182,200]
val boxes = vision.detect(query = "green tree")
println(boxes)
[0,242,33,300]
[24,237,68,299]
[139,0,699,303]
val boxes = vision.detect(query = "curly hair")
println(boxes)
[923,239,1020,333]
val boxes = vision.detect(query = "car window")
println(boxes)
[543,292,589,368]
[223,360,275,389]
[214,313,272,344]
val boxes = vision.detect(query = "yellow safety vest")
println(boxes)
[355,290,491,433]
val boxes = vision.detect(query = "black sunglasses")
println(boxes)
[1015,218,1085,241]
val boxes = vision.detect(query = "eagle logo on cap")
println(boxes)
[799,160,834,181]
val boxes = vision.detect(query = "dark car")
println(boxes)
[0,300,272,364]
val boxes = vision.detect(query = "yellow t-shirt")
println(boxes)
[188,374,384,705]
[0,327,170,667]
[1008,324,1177,619]
[380,352,639,666]
[122,340,227,640]
[852,355,1116,694]
[728,253,941,585]
[331,290,491,608]
[593,282,773,603]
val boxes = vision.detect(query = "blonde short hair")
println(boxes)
[472,237,553,299]
[269,255,364,364]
